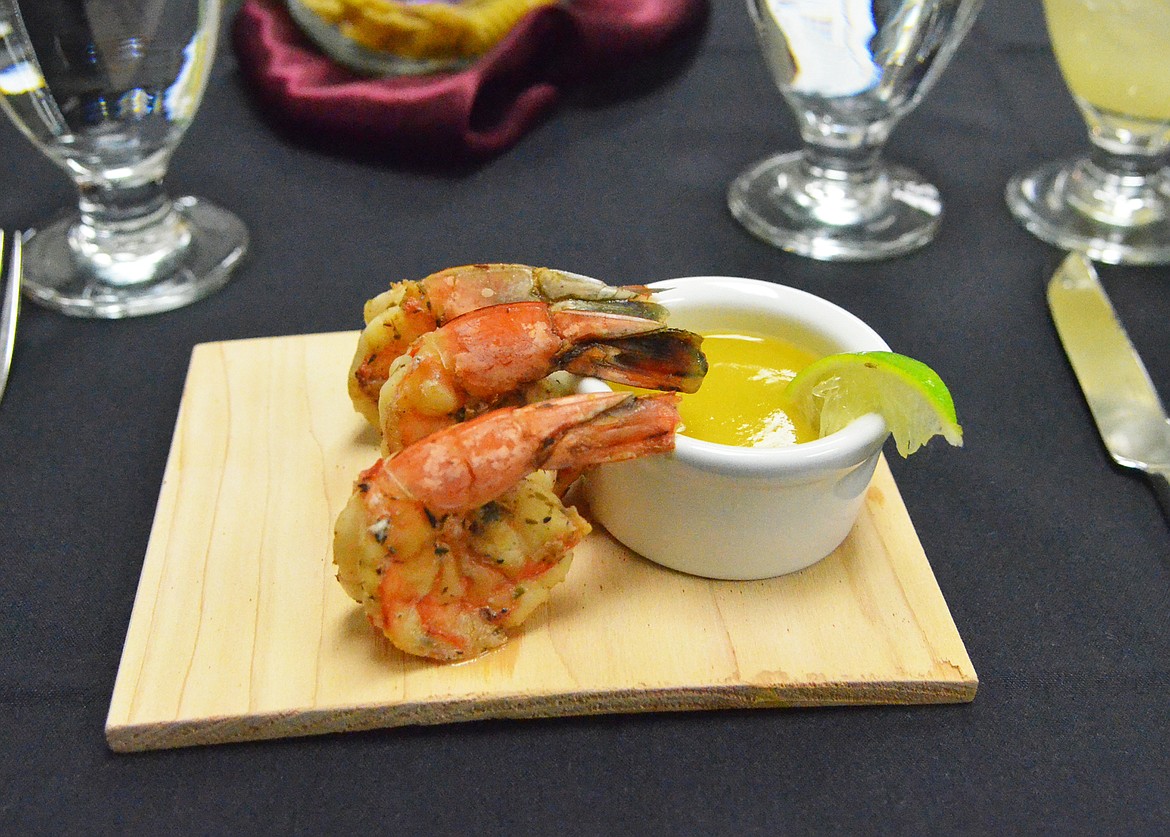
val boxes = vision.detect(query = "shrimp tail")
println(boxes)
[546,392,678,496]
[543,392,680,468]
[529,270,668,322]
[421,264,668,322]
[550,297,668,322]
[559,328,708,394]
[546,307,673,341]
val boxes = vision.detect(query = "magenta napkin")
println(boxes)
[233,0,707,161]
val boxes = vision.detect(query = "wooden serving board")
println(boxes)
[106,331,977,752]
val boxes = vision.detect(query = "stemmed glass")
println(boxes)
[1005,0,1170,265]
[0,0,247,318]
[728,0,984,261]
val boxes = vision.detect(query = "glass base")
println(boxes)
[1005,159,1170,265]
[727,151,942,262]
[22,196,248,318]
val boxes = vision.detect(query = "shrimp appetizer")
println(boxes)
[377,300,706,454]
[348,263,669,426]
[334,391,681,662]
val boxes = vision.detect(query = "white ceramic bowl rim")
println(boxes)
[593,276,891,479]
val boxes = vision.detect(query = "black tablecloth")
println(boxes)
[3,1,1168,832]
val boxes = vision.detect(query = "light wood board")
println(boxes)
[106,331,977,752]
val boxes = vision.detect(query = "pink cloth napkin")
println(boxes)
[233,0,707,161]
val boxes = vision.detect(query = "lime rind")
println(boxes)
[787,351,963,458]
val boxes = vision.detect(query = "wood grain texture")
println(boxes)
[105,331,976,752]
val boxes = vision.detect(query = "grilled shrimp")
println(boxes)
[333,391,681,661]
[377,300,705,454]
[348,263,668,426]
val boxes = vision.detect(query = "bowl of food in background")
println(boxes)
[579,275,891,580]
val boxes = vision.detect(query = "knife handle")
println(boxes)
[1145,468,1170,524]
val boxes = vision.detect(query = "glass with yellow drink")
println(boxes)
[1005,0,1170,264]
[1045,0,1170,126]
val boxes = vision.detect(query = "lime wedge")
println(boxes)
[786,351,963,457]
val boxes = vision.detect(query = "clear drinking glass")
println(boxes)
[728,0,983,261]
[0,0,247,318]
[1005,0,1170,265]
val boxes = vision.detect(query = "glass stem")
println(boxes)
[78,178,172,233]
[1065,145,1170,227]
[795,141,892,227]
[70,178,191,286]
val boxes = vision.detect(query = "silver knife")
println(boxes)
[0,231,21,407]
[1048,252,1170,518]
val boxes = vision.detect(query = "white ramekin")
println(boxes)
[580,276,890,580]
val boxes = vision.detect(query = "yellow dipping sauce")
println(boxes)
[677,331,819,448]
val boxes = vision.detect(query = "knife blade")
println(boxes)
[0,230,21,407]
[1047,252,1170,519]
